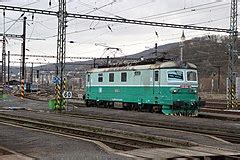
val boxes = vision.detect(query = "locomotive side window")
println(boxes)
[134,71,141,76]
[154,71,159,81]
[98,73,103,82]
[167,70,184,82]
[87,74,90,82]
[187,71,197,81]
[121,72,127,82]
[109,73,114,82]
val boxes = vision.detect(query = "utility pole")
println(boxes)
[31,62,33,84]
[2,10,6,85]
[7,51,10,82]
[180,30,185,61]
[227,0,238,109]
[20,17,27,98]
[93,58,96,68]
[155,43,158,57]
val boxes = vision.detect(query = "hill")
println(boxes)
[2,34,238,93]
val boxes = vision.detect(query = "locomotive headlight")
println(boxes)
[171,89,179,94]
[189,89,197,94]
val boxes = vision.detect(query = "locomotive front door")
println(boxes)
[153,70,160,94]
[87,74,91,91]
[153,70,160,105]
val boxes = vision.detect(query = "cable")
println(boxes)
[141,1,228,20]
[28,23,36,42]
[76,0,123,18]
[187,16,229,26]
[5,12,24,33]
[34,21,57,30]
[69,2,230,39]
[113,1,154,14]
[85,1,117,15]
[159,5,229,24]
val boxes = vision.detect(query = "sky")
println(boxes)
[0,0,231,66]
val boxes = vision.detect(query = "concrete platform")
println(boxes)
[123,146,240,159]
[0,123,132,160]
[0,146,33,160]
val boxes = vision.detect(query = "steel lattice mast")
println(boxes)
[227,0,238,109]
[55,0,67,110]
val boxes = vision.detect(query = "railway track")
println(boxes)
[55,111,240,144]
[0,112,180,151]
[16,92,240,118]
[11,94,240,144]
[2,106,240,146]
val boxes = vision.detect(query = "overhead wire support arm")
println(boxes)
[0,5,58,16]
[8,53,140,60]
[0,33,22,39]
[0,4,229,33]
[67,13,229,33]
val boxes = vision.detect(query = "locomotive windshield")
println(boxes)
[187,71,197,81]
[167,70,198,82]
[167,70,184,82]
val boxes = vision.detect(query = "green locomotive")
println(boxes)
[84,61,205,116]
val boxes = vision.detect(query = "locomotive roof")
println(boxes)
[87,61,197,73]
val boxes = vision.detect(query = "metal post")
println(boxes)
[93,58,96,68]
[22,17,26,79]
[216,66,221,93]
[31,62,33,84]
[7,51,10,82]
[180,30,185,61]
[227,0,238,109]
[155,43,157,57]
[107,56,109,66]
[2,10,6,85]
[21,17,27,98]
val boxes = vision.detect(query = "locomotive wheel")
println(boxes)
[86,100,90,107]
[148,105,153,113]
[137,104,143,112]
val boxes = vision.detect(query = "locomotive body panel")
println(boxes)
[85,61,204,116]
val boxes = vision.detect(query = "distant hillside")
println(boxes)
[3,34,238,93]
[31,42,179,72]
[166,35,238,93]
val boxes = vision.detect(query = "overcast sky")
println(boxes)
[0,0,231,66]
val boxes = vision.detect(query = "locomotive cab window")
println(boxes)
[121,72,127,82]
[109,73,114,82]
[154,71,159,81]
[167,70,184,82]
[98,73,103,82]
[187,71,197,81]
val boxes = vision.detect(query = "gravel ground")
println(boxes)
[3,109,240,151]
[0,123,132,160]
[0,95,48,110]
[1,95,240,152]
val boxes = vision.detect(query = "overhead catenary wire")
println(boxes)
[141,1,229,20]
[42,3,230,40]
[0,0,232,60]
[4,12,24,33]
